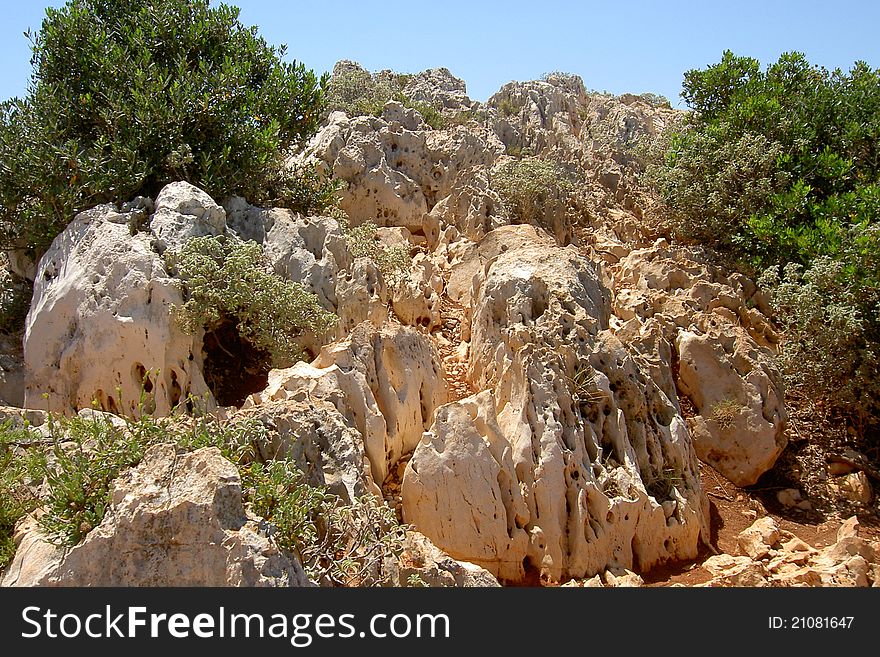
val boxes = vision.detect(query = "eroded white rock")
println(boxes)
[2,445,307,586]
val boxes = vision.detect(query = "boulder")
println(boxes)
[24,202,212,416]
[402,391,531,582]
[389,531,501,587]
[399,67,474,112]
[701,554,768,587]
[2,445,307,586]
[150,181,226,254]
[299,101,496,235]
[704,516,880,588]
[239,397,380,503]
[676,326,787,487]
[247,322,446,485]
[610,243,786,486]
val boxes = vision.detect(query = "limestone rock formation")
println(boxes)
[10,63,858,589]
[676,327,786,486]
[240,396,379,503]
[402,391,530,582]
[300,105,497,237]
[389,531,501,587]
[2,445,307,586]
[403,228,709,583]
[150,181,226,254]
[245,322,446,487]
[609,242,787,486]
[24,202,212,416]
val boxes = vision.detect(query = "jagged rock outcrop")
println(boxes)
[2,445,307,586]
[300,106,498,236]
[390,253,444,330]
[402,227,708,583]
[24,202,212,416]
[388,531,501,587]
[402,391,530,582]
[23,182,401,417]
[11,63,844,589]
[399,67,475,112]
[609,242,787,486]
[240,396,380,503]
[245,322,446,486]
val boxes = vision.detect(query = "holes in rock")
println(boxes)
[132,363,154,394]
[201,317,271,407]
[168,370,182,409]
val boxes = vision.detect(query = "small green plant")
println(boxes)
[167,235,337,368]
[709,398,741,431]
[272,161,344,217]
[638,92,671,108]
[39,413,146,544]
[342,220,411,287]
[0,423,45,567]
[406,572,429,587]
[244,459,334,564]
[407,100,446,130]
[503,144,534,159]
[314,494,410,586]
[497,97,525,118]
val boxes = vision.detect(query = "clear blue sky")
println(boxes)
[1,1,879,108]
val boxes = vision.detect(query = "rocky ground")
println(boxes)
[0,62,877,587]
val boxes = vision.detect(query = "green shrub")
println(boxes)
[272,161,344,217]
[167,235,337,368]
[492,158,575,230]
[649,50,880,430]
[325,63,447,129]
[243,460,407,586]
[647,121,789,253]
[40,413,146,544]
[758,256,879,429]
[342,221,411,287]
[0,0,327,257]
[325,63,393,118]
[496,97,525,118]
[0,423,45,567]
[639,92,671,108]
[651,50,880,267]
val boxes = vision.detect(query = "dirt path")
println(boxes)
[433,296,475,403]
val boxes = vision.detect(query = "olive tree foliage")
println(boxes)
[0,0,329,258]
